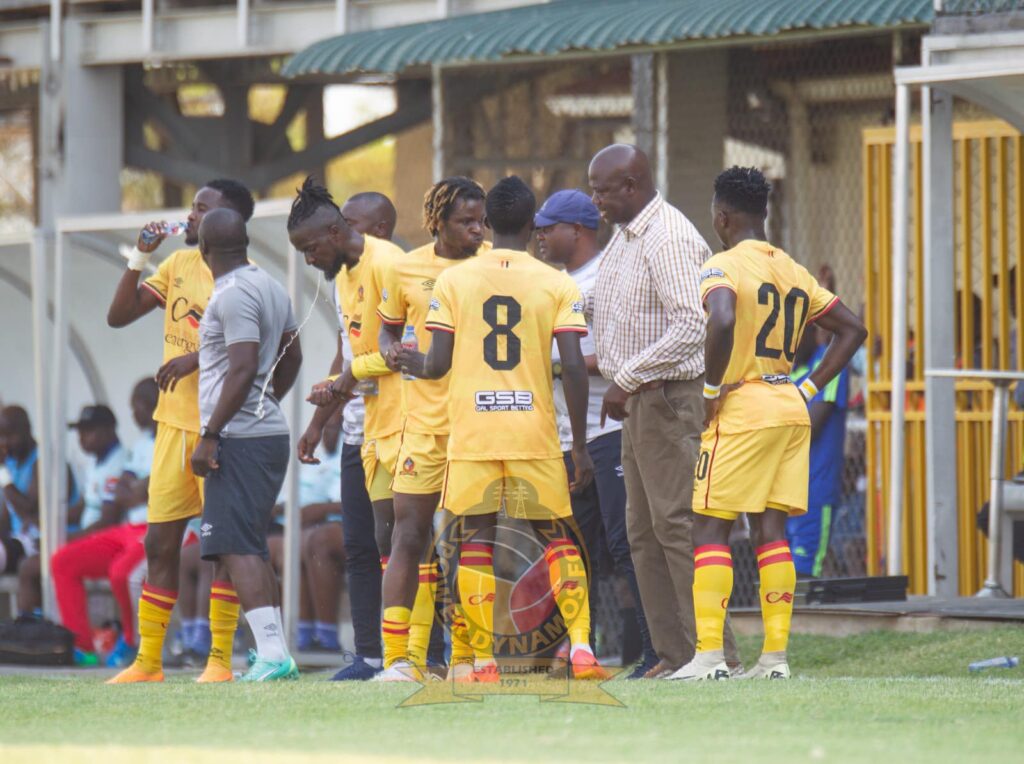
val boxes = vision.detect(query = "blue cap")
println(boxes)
[534,189,600,230]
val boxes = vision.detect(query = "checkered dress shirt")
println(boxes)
[591,193,712,392]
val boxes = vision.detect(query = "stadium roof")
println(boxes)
[283,0,934,78]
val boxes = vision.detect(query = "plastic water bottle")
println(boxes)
[140,221,188,245]
[968,656,1019,672]
[401,325,418,381]
[353,378,378,396]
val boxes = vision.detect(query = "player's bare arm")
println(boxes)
[299,334,344,464]
[556,330,595,493]
[378,322,403,371]
[271,330,303,400]
[106,222,169,327]
[191,341,258,478]
[155,352,199,392]
[702,287,738,428]
[396,329,452,380]
[802,301,867,396]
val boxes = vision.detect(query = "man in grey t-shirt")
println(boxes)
[191,208,303,681]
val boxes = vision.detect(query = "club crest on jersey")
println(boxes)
[475,390,534,412]
[357,285,364,302]
[401,457,417,477]
[173,277,185,289]
[701,267,726,281]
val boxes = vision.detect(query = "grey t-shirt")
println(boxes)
[199,264,298,438]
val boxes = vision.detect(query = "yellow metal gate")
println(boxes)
[863,120,1024,596]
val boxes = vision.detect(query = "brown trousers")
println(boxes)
[621,378,739,667]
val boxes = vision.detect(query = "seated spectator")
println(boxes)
[51,383,159,666]
[0,406,81,617]
[268,411,344,652]
[788,324,851,579]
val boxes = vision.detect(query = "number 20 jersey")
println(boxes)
[425,248,587,461]
[700,239,837,434]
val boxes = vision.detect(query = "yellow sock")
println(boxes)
[382,606,411,667]
[135,584,177,674]
[458,542,495,664]
[543,538,591,649]
[693,544,733,653]
[756,541,796,653]
[449,605,474,665]
[407,562,438,667]
[208,580,240,670]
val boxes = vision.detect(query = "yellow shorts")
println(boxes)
[392,431,449,496]
[361,432,401,503]
[441,458,571,520]
[147,424,204,524]
[692,424,810,522]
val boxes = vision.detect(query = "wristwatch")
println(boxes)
[200,426,221,441]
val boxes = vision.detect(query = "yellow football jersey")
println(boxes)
[335,234,405,440]
[377,242,491,435]
[700,239,837,433]
[426,248,587,460]
[142,249,213,433]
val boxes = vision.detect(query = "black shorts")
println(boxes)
[200,434,290,561]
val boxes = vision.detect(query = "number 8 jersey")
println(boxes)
[425,248,587,460]
[700,239,838,434]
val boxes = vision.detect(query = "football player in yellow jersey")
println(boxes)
[671,167,866,682]
[287,178,404,679]
[373,177,487,681]
[397,176,608,682]
[105,179,255,684]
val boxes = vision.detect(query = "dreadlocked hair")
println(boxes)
[713,166,771,217]
[288,176,341,231]
[422,176,486,237]
[485,176,535,236]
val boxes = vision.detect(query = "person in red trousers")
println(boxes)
[52,379,159,666]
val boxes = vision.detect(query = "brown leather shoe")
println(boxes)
[642,659,681,679]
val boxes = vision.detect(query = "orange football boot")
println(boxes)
[106,664,164,684]
[571,650,609,681]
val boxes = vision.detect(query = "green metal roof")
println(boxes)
[283,0,934,77]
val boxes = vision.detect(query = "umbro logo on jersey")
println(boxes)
[421,279,435,290]
[475,390,534,412]
[200,523,213,537]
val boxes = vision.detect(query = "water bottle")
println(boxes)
[140,220,188,245]
[353,378,378,396]
[968,656,1019,672]
[401,325,418,381]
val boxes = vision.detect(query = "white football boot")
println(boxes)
[667,650,730,681]
[372,659,422,682]
[741,652,791,680]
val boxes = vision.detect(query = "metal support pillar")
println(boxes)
[922,86,959,596]
[656,53,668,197]
[30,230,54,618]
[283,245,303,644]
[630,54,655,160]
[979,382,1012,598]
[888,83,911,576]
[431,64,444,183]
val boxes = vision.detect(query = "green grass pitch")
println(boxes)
[1,628,1022,763]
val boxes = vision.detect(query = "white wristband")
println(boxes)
[0,465,12,489]
[126,246,151,272]
[799,378,819,401]
[703,382,722,400]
